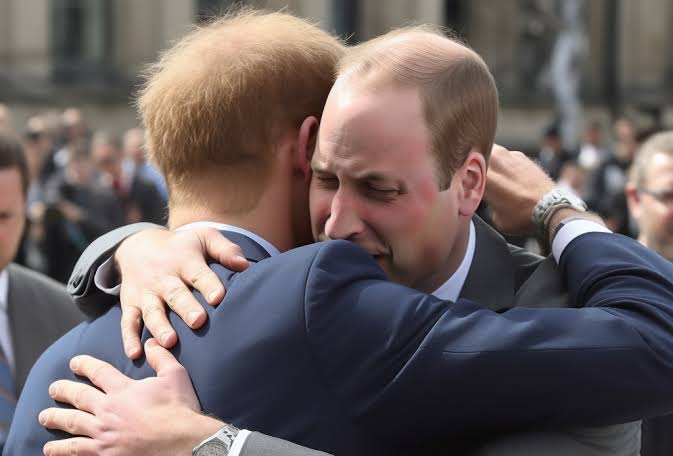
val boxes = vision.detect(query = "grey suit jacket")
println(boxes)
[463,219,640,456]
[7,263,85,392]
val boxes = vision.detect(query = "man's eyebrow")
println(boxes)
[355,172,388,182]
[352,171,404,184]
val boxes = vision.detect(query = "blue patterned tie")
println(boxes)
[0,342,16,448]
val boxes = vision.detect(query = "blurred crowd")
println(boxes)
[0,104,167,284]
[534,116,664,240]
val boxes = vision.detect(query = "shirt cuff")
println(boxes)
[228,429,251,456]
[93,256,121,296]
[552,219,612,263]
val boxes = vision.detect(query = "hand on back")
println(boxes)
[115,227,249,358]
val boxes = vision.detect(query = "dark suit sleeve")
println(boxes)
[304,234,673,443]
[67,222,163,317]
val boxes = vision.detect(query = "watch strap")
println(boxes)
[532,187,588,247]
[193,423,240,455]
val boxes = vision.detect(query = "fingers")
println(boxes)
[69,355,129,393]
[145,339,201,411]
[145,338,183,377]
[179,258,223,311]
[43,437,99,456]
[119,299,143,360]
[47,380,104,414]
[141,289,178,348]
[39,407,99,438]
[199,228,250,274]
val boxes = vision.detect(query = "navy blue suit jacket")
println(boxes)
[7,231,673,455]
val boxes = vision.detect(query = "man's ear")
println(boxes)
[456,149,486,217]
[625,182,641,220]
[296,116,319,178]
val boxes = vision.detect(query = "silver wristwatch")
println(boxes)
[532,187,587,241]
[193,423,240,456]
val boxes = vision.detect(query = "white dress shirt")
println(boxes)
[0,269,15,372]
[92,218,609,454]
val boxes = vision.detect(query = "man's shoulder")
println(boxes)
[5,321,88,454]
[255,240,379,272]
[210,239,386,312]
[8,263,69,297]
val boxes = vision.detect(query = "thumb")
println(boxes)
[145,338,201,410]
[199,228,250,272]
[145,338,182,377]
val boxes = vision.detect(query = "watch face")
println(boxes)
[195,440,228,456]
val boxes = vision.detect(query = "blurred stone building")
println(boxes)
[1,0,672,148]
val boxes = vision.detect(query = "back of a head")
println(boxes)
[138,8,346,209]
[338,26,499,189]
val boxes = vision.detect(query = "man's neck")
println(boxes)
[167,180,296,253]
[430,220,476,301]
[169,206,293,253]
[414,219,473,294]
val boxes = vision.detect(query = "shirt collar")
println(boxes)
[0,269,8,313]
[174,221,280,257]
[432,220,476,302]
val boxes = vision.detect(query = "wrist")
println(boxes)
[532,187,588,247]
[181,413,225,454]
[192,418,240,455]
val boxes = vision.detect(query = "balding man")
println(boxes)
[0,132,84,451]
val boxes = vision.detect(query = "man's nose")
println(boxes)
[324,187,365,241]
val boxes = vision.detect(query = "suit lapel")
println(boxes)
[458,217,570,311]
[514,256,570,308]
[459,216,516,311]
[7,265,42,391]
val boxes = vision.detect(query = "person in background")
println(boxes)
[42,143,125,282]
[0,131,84,451]
[586,116,640,235]
[537,123,572,180]
[91,132,165,224]
[0,105,13,133]
[556,160,587,198]
[577,119,607,172]
[51,108,91,172]
[626,130,673,456]
[122,128,168,203]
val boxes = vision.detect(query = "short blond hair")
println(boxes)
[138,8,345,207]
[630,131,673,188]
[338,25,498,189]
